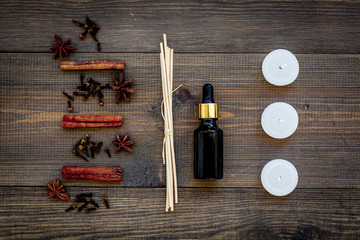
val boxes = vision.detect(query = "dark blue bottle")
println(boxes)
[194,84,223,179]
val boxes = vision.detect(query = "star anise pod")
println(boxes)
[109,72,135,103]
[113,134,135,153]
[50,34,76,59]
[73,16,101,52]
[47,178,70,200]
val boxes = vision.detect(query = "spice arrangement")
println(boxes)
[46,16,137,214]
[160,34,178,212]
[50,16,102,59]
[47,18,187,214]
[62,71,134,112]
[71,132,134,161]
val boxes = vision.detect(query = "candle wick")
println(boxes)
[277,176,282,181]
[279,64,288,69]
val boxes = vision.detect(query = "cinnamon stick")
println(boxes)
[61,115,123,128]
[62,166,122,181]
[63,115,123,123]
[61,60,125,70]
[61,121,122,128]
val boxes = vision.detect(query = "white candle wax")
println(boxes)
[261,102,298,139]
[262,49,299,86]
[261,159,298,196]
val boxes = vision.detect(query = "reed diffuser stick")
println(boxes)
[160,34,178,212]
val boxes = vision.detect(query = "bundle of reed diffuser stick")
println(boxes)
[160,34,178,212]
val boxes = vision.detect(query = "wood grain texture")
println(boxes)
[0,0,359,53]
[0,1,359,237]
[0,187,359,239]
[0,53,359,188]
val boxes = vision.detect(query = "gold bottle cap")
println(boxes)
[199,103,218,119]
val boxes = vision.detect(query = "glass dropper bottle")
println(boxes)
[194,83,223,179]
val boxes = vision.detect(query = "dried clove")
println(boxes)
[85,134,90,144]
[89,141,102,158]
[65,204,77,212]
[72,140,81,152]
[79,139,87,146]
[72,140,88,162]
[104,147,111,158]
[67,100,73,113]
[76,193,93,199]
[63,91,74,101]
[102,196,110,209]
[80,73,85,86]
[72,136,90,162]
[78,201,90,212]
[82,90,92,101]
[75,196,88,203]
[84,207,97,213]
[96,142,103,153]
[89,198,99,208]
[90,146,95,158]
[78,147,88,157]
[97,89,104,106]
[73,91,86,97]
[90,141,103,153]
[87,78,101,86]
[74,151,88,162]
[79,139,90,157]
[98,97,104,106]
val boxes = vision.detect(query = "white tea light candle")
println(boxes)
[262,49,299,86]
[261,102,298,139]
[261,159,298,196]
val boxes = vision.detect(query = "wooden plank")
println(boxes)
[0,53,359,188]
[0,0,359,53]
[0,187,359,239]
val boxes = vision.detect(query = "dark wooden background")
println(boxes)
[0,0,359,239]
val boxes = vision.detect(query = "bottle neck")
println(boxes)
[200,118,217,126]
